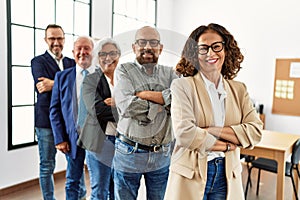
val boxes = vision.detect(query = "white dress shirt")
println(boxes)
[200,72,227,161]
[47,49,64,71]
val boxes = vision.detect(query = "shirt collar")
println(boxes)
[76,64,96,75]
[47,49,64,61]
[200,72,226,95]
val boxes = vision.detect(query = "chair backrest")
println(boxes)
[291,138,300,165]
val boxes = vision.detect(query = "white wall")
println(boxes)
[91,0,112,39]
[1,0,300,190]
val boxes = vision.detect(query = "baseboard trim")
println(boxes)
[0,170,66,197]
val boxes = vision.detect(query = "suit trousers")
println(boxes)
[65,146,87,200]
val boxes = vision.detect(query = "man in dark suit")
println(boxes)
[31,24,86,200]
[50,36,95,200]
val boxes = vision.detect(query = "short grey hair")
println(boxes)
[92,37,121,67]
[73,36,94,49]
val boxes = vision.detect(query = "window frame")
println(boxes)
[7,0,92,150]
[111,0,157,37]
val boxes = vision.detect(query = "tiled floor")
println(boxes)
[0,162,298,200]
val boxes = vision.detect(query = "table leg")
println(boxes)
[275,153,285,200]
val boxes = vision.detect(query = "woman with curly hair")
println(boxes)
[165,23,263,200]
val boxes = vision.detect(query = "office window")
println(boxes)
[7,0,91,150]
[112,0,157,62]
[112,0,156,36]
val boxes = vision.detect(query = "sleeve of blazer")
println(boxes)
[31,56,42,87]
[31,53,60,86]
[49,72,67,145]
[31,54,57,127]
[228,81,263,149]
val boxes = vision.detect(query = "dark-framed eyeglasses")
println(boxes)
[197,41,225,55]
[135,39,160,47]
[47,37,65,42]
[98,51,119,59]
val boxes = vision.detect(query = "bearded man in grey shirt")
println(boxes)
[113,26,178,200]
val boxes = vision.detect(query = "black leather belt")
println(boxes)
[117,133,162,152]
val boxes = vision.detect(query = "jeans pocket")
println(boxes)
[162,144,172,157]
[115,138,135,155]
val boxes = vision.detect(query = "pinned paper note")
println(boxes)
[274,79,294,99]
[290,62,300,78]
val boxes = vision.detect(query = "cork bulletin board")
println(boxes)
[272,58,300,116]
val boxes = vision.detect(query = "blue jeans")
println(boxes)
[36,128,57,200]
[86,135,115,200]
[113,138,171,200]
[65,146,87,200]
[203,157,227,200]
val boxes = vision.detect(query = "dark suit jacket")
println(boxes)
[77,68,118,153]
[31,51,75,128]
[50,67,79,159]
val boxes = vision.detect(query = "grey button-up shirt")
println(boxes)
[114,60,178,146]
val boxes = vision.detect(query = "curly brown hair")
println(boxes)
[176,23,244,80]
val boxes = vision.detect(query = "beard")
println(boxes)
[51,45,63,58]
[136,49,158,66]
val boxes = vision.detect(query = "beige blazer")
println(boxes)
[165,73,263,200]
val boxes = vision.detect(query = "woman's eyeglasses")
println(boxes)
[197,41,225,55]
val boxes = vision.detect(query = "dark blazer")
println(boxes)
[31,51,75,128]
[50,67,79,159]
[77,68,118,153]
